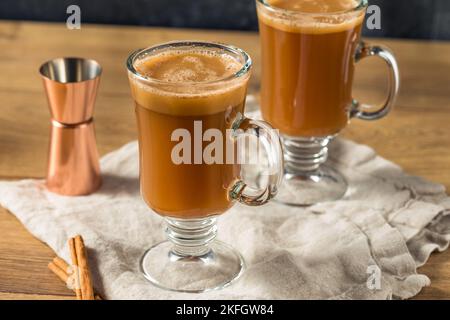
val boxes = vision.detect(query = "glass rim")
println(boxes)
[256,0,368,16]
[126,41,252,86]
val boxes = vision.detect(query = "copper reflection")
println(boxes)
[40,58,102,196]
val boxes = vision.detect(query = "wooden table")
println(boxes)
[0,21,449,300]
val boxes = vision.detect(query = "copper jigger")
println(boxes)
[40,57,102,196]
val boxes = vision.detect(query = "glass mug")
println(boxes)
[127,41,283,292]
[256,0,400,205]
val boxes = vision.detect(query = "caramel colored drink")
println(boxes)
[257,0,365,137]
[128,48,249,218]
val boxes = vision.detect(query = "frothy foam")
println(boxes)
[268,0,360,13]
[258,0,365,34]
[135,50,242,83]
[129,49,249,116]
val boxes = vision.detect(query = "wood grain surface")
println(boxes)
[0,21,449,300]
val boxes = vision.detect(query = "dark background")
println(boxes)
[1,0,449,40]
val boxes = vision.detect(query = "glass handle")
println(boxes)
[229,115,284,206]
[351,41,400,120]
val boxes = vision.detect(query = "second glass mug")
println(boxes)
[256,0,400,205]
[127,41,283,292]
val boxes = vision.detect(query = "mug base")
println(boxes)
[140,240,245,293]
[275,165,348,206]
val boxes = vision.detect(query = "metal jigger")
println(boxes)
[40,57,102,196]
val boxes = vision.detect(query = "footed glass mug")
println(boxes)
[257,0,400,205]
[127,41,283,292]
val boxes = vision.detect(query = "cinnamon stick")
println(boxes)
[51,256,76,293]
[74,235,95,300]
[68,237,82,300]
[48,261,68,283]
[53,256,69,273]
[48,256,102,300]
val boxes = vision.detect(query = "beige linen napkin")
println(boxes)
[0,131,449,299]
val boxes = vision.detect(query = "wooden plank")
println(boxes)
[0,91,136,178]
[414,250,450,300]
[0,292,74,300]
[341,105,450,192]
[0,207,74,296]
[0,21,449,109]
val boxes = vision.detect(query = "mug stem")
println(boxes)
[274,135,348,206]
[283,136,334,173]
[165,217,217,257]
